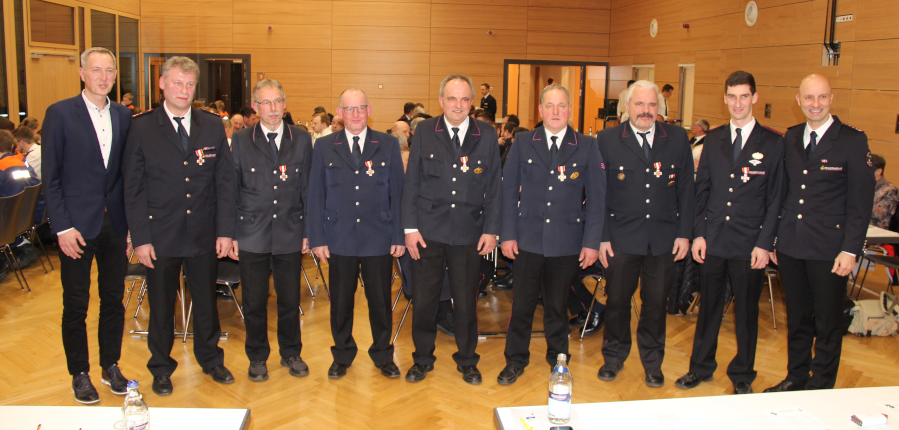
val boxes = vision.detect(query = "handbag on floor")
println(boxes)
[848,292,899,337]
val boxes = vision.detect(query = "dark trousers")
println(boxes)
[689,255,764,383]
[778,251,847,389]
[601,245,675,370]
[410,239,480,367]
[504,250,580,368]
[146,252,224,376]
[329,253,395,366]
[568,278,606,315]
[400,252,451,301]
[239,250,303,362]
[60,213,127,375]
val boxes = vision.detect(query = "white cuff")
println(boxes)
[57,227,74,236]
[404,229,419,234]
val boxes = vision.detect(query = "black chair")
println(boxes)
[850,254,898,300]
[0,191,26,291]
[27,200,54,272]
[15,184,45,275]
[182,261,245,343]
[123,249,147,312]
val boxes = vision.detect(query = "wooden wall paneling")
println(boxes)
[140,1,232,22]
[81,0,140,15]
[608,56,634,66]
[526,8,610,34]
[750,85,805,129]
[290,97,338,126]
[332,50,428,76]
[652,52,680,83]
[609,2,644,34]
[529,0,610,9]
[141,21,234,52]
[332,73,429,100]
[848,90,899,144]
[610,0,647,10]
[739,45,810,88]
[855,0,899,41]
[430,4,526,30]
[609,28,641,58]
[429,51,507,78]
[432,0,527,6]
[332,1,430,27]
[812,0,857,43]
[806,42,853,90]
[693,50,723,84]
[427,74,503,104]
[27,55,80,123]
[526,54,609,63]
[851,40,899,91]
[679,14,732,53]
[723,48,741,77]
[692,82,729,120]
[643,23,681,55]
[233,1,331,25]
[364,96,419,131]
[253,49,332,75]
[332,25,429,51]
[269,73,332,98]
[526,31,609,58]
[429,28,527,55]
[678,0,740,21]
[741,2,812,49]
[233,24,331,50]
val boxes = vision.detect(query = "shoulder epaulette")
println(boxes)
[132,109,154,118]
[197,109,222,117]
[843,123,864,133]
[787,123,805,130]
[760,124,784,136]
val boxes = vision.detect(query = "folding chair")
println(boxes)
[0,191,26,291]
[14,184,44,277]
[183,261,243,343]
[123,250,147,311]
[27,201,54,272]
[578,271,639,340]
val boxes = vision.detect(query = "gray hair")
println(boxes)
[161,56,199,79]
[624,80,662,107]
[80,47,116,68]
[338,88,369,107]
[439,74,475,100]
[695,119,710,132]
[253,78,286,102]
[412,106,426,116]
[222,118,232,129]
[391,130,408,146]
[410,117,425,134]
[540,83,570,105]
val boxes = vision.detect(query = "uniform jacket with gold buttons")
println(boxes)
[231,123,312,255]
[124,107,236,257]
[500,126,605,257]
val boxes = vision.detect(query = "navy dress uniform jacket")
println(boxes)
[124,107,236,257]
[500,126,606,256]
[597,121,694,255]
[306,128,405,257]
[42,95,131,237]
[776,116,875,260]
[231,123,312,255]
[401,115,502,245]
[694,122,785,259]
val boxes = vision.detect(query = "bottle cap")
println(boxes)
[127,380,139,389]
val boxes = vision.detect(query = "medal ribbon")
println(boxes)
[653,162,661,171]
[460,156,468,165]
[559,165,566,174]
[280,165,287,175]
[742,167,749,175]
[196,149,204,159]
[365,161,373,170]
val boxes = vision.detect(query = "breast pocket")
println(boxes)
[241,168,262,192]
[285,163,303,188]
[325,163,341,186]
[423,153,443,177]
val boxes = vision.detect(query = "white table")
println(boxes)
[0,406,249,429]
[495,386,899,430]
[868,225,899,244]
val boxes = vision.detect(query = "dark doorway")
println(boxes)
[208,60,245,116]
[143,53,251,113]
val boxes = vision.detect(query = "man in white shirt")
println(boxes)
[13,126,41,179]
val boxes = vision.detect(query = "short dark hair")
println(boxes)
[0,130,14,152]
[403,102,415,114]
[547,78,554,84]
[481,83,490,90]
[313,106,326,114]
[505,114,520,127]
[662,84,674,93]
[627,79,636,87]
[476,110,493,122]
[872,154,886,172]
[20,117,39,130]
[512,127,529,135]
[239,106,257,117]
[724,70,757,95]
[0,117,14,131]
[12,126,34,144]
[502,122,516,134]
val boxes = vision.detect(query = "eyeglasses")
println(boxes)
[340,105,368,114]
[256,98,285,108]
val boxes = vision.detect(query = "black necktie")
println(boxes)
[806,131,817,159]
[267,132,279,159]
[638,131,650,159]
[352,136,361,164]
[173,117,188,151]
[550,136,559,160]
[452,127,461,153]
[733,128,743,162]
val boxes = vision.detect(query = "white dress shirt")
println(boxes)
[260,121,284,150]
[163,100,191,137]
[81,91,113,168]
[629,121,655,147]
[731,117,756,148]
[344,127,368,154]
[659,97,669,121]
[24,144,41,180]
[804,114,834,148]
[445,116,469,147]
[544,128,566,151]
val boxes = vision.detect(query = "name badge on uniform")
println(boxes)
[653,162,662,178]
[279,165,288,181]
[460,156,469,172]
[365,160,374,176]
[558,165,566,181]
[196,149,205,165]
[741,167,750,183]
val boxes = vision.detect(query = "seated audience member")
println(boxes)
[400,142,411,171]
[330,116,344,132]
[222,118,233,146]
[231,113,245,131]
[313,105,334,123]
[0,129,40,272]
[498,122,515,159]
[214,100,229,118]
[476,110,495,126]
[294,123,308,132]
[398,102,415,123]
[310,112,332,144]
[409,117,425,138]
[414,102,425,112]
[13,126,40,179]
[239,106,259,127]
[391,129,408,147]
[0,117,15,131]
[20,117,39,131]
[283,111,295,125]
[131,106,142,116]
[411,106,427,118]
[504,114,520,127]
[191,100,205,110]
[691,119,710,172]
[501,127,529,166]
[567,267,606,336]
[871,154,898,229]
[121,93,133,109]
[393,120,410,139]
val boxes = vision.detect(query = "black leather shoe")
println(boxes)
[101,364,128,395]
[763,379,805,393]
[328,362,350,378]
[733,382,753,394]
[203,365,235,384]
[493,280,513,291]
[248,361,268,381]
[569,310,589,327]
[377,361,401,378]
[457,365,482,385]
[598,363,623,381]
[405,363,434,382]
[582,311,605,336]
[478,291,488,298]
[72,372,100,404]
[645,368,665,388]
[497,365,525,385]
[674,372,712,390]
[281,356,310,377]
[152,375,173,396]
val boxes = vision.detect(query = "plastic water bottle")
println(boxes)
[548,353,573,424]
[122,380,149,430]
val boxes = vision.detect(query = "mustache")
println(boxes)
[637,113,654,119]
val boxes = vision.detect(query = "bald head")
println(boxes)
[393,121,410,139]
[796,74,834,127]
[231,114,245,131]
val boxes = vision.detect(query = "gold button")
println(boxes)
[726,216,730,221]
[798,214,803,219]
[799,199,804,204]
[186,210,191,214]
[730,174,734,178]
[801,184,806,189]
[185,178,190,182]
[546,219,550,223]
[273,214,277,218]
[274,200,278,204]
[452,191,456,195]
[186,194,191,198]
[547,202,551,206]
[183,161,188,165]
